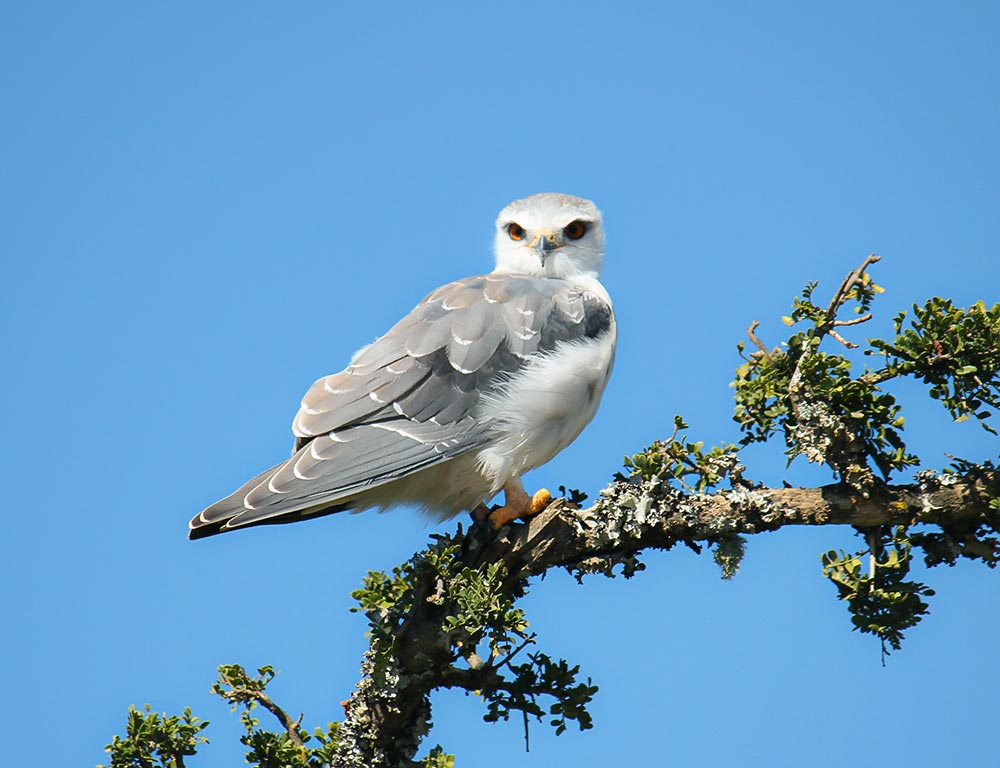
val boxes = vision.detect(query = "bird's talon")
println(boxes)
[529,488,552,515]
[488,486,553,528]
[488,505,521,529]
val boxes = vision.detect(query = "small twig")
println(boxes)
[746,320,772,360]
[216,669,307,749]
[495,635,535,672]
[828,329,859,349]
[523,707,530,753]
[867,529,878,581]
[439,666,578,703]
[824,254,881,325]
[251,690,306,748]
[832,313,873,327]
[660,418,684,447]
[860,367,897,386]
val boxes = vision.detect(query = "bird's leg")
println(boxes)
[488,477,553,529]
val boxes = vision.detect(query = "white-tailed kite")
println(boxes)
[189,193,616,539]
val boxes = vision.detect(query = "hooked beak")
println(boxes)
[533,233,557,267]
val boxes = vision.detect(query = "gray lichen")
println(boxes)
[335,650,431,768]
[788,399,839,464]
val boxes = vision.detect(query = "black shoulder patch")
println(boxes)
[584,295,613,339]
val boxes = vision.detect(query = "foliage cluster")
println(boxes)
[624,256,1000,654]
[821,527,936,662]
[623,415,740,492]
[213,664,339,768]
[348,536,598,757]
[101,705,208,768]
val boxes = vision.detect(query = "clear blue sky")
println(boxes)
[3,3,998,766]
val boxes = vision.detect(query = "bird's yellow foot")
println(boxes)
[488,499,528,529]
[529,488,552,514]
[489,482,553,529]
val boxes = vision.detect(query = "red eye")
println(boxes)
[564,220,588,240]
[507,222,526,241]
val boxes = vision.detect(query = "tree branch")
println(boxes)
[333,467,997,766]
[214,665,307,749]
[745,320,773,360]
[473,469,995,578]
[822,253,881,328]
[255,693,306,749]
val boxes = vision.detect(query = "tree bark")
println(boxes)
[477,470,996,579]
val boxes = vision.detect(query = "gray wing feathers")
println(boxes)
[196,463,282,522]
[210,419,488,531]
[403,311,452,358]
[192,273,613,537]
[502,288,551,358]
[294,359,423,438]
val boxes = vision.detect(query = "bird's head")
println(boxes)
[493,193,604,279]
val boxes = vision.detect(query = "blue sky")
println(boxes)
[3,3,998,766]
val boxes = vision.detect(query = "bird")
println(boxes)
[189,193,616,539]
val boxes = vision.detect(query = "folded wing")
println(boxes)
[190,274,613,537]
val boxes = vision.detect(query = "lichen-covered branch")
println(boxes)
[329,461,998,766]
[477,467,997,579]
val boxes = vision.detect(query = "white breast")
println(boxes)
[474,320,617,492]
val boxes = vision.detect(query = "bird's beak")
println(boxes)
[532,233,558,267]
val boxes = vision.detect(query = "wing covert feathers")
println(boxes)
[190,273,614,538]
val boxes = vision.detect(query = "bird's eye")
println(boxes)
[563,220,588,240]
[507,223,526,241]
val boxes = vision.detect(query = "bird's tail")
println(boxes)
[188,462,351,539]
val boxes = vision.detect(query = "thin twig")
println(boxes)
[253,691,306,748]
[823,254,881,327]
[828,329,859,349]
[746,320,772,360]
[832,313,873,327]
[523,707,530,753]
[495,635,535,672]
[859,367,896,386]
[867,529,878,580]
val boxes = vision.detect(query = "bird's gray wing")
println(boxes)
[190,274,613,537]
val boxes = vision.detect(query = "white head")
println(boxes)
[493,193,604,279]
